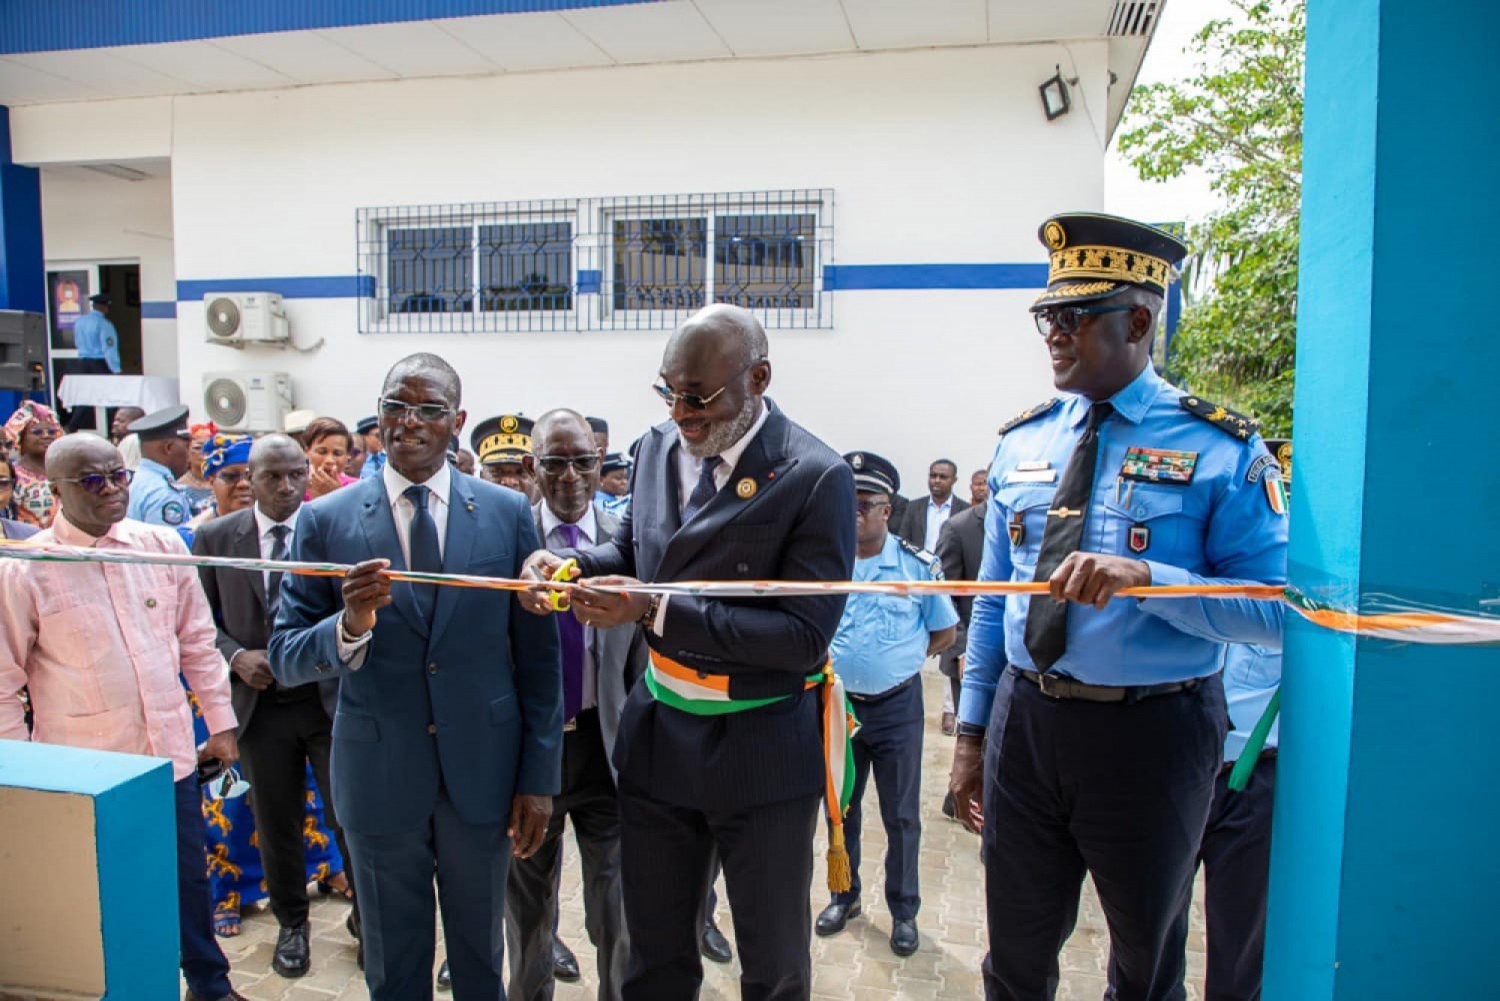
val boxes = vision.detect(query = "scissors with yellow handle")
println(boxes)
[547,558,581,612]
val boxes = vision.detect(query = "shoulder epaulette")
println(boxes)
[1179,395,1261,442]
[998,398,1060,436]
[897,537,940,572]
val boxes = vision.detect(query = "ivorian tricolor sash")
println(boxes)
[645,650,861,892]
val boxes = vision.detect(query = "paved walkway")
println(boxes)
[216,671,1210,1000]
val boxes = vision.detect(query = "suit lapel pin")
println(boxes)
[736,477,757,499]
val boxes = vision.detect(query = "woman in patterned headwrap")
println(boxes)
[181,432,348,936]
[178,422,219,518]
[4,401,62,529]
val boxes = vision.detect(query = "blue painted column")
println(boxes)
[1264,2,1500,999]
[0,103,47,415]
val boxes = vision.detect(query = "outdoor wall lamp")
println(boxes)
[1039,66,1071,121]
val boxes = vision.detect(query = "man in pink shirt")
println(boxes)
[0,434,246,1001]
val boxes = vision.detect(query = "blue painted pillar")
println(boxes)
[0,104,47,415]
[1264,2,1500,999]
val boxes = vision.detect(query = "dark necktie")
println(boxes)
[403,484,441,622]
[681,455,722,523]
[557,522,585,721]
[1023,401,1113,671]
[267,524,291,615]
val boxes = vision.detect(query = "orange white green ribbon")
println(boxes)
[644,650,861,893]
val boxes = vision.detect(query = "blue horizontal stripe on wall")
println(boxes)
[141,301,176,319]
[823,264,1049,291]
[0,0,657,56]
[178,276,376,301]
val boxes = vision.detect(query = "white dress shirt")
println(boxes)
[337,462,453,665]
[542,501,599,710]
[657,400,771,633]
[923,495,954,550]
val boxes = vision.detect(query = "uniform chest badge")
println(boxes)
[1008,511,1025,546]
[1120,446,1198,485]
[1128,523,1150,553]
[736,477,757,499]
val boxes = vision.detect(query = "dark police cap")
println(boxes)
[127,404,191,442]
[470,414,533,465]
[1032,212,1189,311]
[355,415,378,435]
[89,293,111,306]
[586,416,608,434]
[601,452,630,475]
[843,451,900,496]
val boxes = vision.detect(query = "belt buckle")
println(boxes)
[1035,671,1061,699]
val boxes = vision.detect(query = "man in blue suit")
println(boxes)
[270,352,562,1001]
[523,304,856,1001]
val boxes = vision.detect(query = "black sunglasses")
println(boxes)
[378,397,454,422]
[54,468,133,494]
[1033,304,1136,338]
[652,358,765,411]
[535,454,601,475]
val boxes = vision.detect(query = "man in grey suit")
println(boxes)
[506,409,647,1000]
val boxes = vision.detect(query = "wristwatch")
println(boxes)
[956,722,987,739]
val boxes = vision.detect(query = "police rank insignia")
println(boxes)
[998,398,1060,436]
[1128,524,1150,553]
[1120,446,1198,485]
[736,477,757,499]
[1179,396,1261,441]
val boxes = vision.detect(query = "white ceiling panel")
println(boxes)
[111,40,297,92]
[692,0,855,57]
[209,30,398,85]
[438,12,614,72]
[988,0,1106,43]
[563,1,730,64]
[318,21,499,79]
[3,49,194,99]
[0,58,108,104]
[839,0,988,50]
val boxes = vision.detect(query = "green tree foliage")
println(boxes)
[1119,0,1303,436]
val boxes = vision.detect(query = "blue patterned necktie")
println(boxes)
[403,484,441,622]
[681,455,722,523]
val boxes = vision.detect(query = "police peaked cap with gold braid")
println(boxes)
[471,414,533,465]
[1031,212,1188,311]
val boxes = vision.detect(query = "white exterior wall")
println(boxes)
[16,42,1111,488]
[37,169,178,377]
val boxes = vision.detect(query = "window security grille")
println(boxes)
[357,190,833,333]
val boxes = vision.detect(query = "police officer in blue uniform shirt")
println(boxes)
[125,405,194,527]
[948,213,1289,1001]
[819,451,958,957]
[355,415,386,481]
[595,452,632,519]
[73,292,122,375]
[1190,436,1289,1001]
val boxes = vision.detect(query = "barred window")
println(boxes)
[358,190,831,332]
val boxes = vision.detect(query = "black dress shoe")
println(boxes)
[553,937,581,981]
[890,918,919,957]
[699,918,733,963]
[272,923,310,978]
[436,959,451,992]
[815,899,861,937]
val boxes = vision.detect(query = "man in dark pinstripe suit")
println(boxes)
[523,304,856,1001]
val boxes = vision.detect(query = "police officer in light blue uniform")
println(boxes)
[948,213,1289,1001]
[355,415,386,481]
[819,451,958,958]
[125,404,194,528]
[73,292,122,375]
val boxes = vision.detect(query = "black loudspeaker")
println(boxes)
[0,311,47,392]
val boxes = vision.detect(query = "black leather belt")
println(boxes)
[847,673,920,704]
[1012,666,1200,704]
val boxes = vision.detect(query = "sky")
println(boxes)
[1104,0,1241,226]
